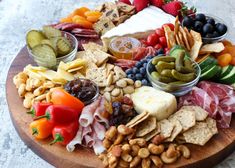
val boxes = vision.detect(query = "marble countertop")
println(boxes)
[0,0,235,167]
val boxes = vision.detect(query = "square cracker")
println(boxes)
[169,109,196,132]
[190,30,202,60]
[93,17,115,35]
[91,49,110,67]
[159,119,174,139]
[183,122,213,146]
[165,119,183,142]
[82,42,107,52]
[136,116,157,137]
[126,111,150,128]
[86,67,107,87]
[180,106,208,121]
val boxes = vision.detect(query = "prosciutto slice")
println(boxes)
[179,81,235,128]
[93,120,106,140]
[66,125,83,152]
[93,139,106,155]
[94,97,110,128]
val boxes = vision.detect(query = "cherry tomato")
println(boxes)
[162,23,174,31]
[155,28,165,37]
[146,33,159,46]
[217,53,232,67]
[230,56,235,66]
[154,44,162,50]
[164,48,170,55]
[159,37,167,47]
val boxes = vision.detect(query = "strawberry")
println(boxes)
[119,0,132,5]
[150,0,165,8]
[162,1,183,16]
[133,0,149,12]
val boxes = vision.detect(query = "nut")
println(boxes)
[123,78,134,85]
[105,126,117,141]
[121,144,131,153]
[131,145,140,157]
[151,134,165,145]
[160,152,178,164]
[121,153,132,162]
[138,148,150,159]
[108,155,117,165]
[112,75,120,83]
[166,144,178,158]
[123,86,135,94]
[31,79,42,88]
[98,154,108,167]
[104,85,114,92]
[106,73,113,87]
[114,66,126,78]
[23,97,32,109]
[129,138,146,147]
[134,80,142,88]
[117,125,134,135]
[111,88,121,97]
[113,133,124,145]
[150,155,163,167]
[43,81,55,88]
[18,84,26,97]
[177,145,190,159]
[148,143,164,155]
[111,145,122,157]
[130,156,141,168]
[103,92,111,102]
[103,138,112,149]
[118,159,129,168]
[142,158,151,168]
[116,79,127,88]
[25,79,32,91]
[46,91,51,102]
[17,72,28,82]
[34,94,46,101]
[33,86,46,96]
[25,92,34,99]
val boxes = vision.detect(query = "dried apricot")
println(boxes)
[86,15,101,23]
[73,7,90,17]
[73,19,93,29]
[84,10,102,17]
[60,17,73,23]
[217,53,232,67]
[226,46,235,57]
[72,15,86,22]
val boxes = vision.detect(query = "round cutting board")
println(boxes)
[6,46,235,168]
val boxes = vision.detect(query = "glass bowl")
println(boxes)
[182,14,228,44]
[146,56,201,96]
[27,31,78,69]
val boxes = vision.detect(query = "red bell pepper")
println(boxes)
[27,102,52,118]
[35,105,80,125]
[50,121,79,146]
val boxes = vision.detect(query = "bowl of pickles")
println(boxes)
[26,26,78,69]
[146,50,201,96]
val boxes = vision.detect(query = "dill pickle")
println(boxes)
[168,81,186,85]
[56,37,72,55]
[184,59,195,73]
[151,71,176,83]
[161,69,174,78]
[175,50,185,72]
[171,69,195,82]
[43,26,62,38]
[155,61,175,73]
[152,56,175,65]
[26,30,46,49]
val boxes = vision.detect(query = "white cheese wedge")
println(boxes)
[131,86,177,121]
[101,6,175,42]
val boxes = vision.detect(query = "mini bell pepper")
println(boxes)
[29,118,54,140]
[51,88,84,113]
[27,102,52,118]
[50,121,79,146]
[35,105,80,125]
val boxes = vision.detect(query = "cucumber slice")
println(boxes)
[219,66,235,84]
[200,65,220,80]
[31,44,57,68]
[201,60,218,74]
[26,30,45,49]
[220,65,234,78]
[199,56,217,70]
[169,45,190,58]
[43,26,62,38]
[56,37,71,56]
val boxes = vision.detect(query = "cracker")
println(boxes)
[116,15,130,25]
[103,8,120,22]
[136,116,157,137]
[190,30,202,61]
[91,49,110,66]
[82,42,107,52]
[206,117,218,135]
[67,66,84,73]
[183,122,213,146]
[163,25,176,49]
[116,2,135,14]
[165,119,183,142]
[180,26,191,51]
[126,111,150,128]
[184,27,194,47]
[180,106,208,121]
[93,17,115,35]
[175,33,181,46]
[106,63,115,76]
[143,125,161,141]
[169,109,196,132]
[174,16,180,35]
[86,67,107,87]
[159,119,174,138]
[178,31,185,48]
[199,42,225,54]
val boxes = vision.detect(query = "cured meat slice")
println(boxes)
[71,28,97,34]
[93,120,106,140]
[74,34,99,38]
[94,97,110,128]
[93,139,106,155]
[66,125,83,152]
[84,135,95,148]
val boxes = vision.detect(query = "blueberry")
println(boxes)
[195,13,206,22]
[216,23,227,35]
[141,79,148,86]
[135,62,142,68]
[127,74,135,81]
[182,16,194,28]
[139,67,146,75]
[148,63,155,73]
[207,18,215,25]
[132,67,139,74]
[203,23,214,34]
[193,21,203,32]
[143,63,147,68]
[135,73,143,80]
[125,69,132,75]
[146,55,153,60]
[156,48,164,55]
[212,31,220,37]
[140,59,148,64]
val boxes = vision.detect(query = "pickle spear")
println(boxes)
[151,71,176,83]
[152,56,175,65]
[171,69,195,82]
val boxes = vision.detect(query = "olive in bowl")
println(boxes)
[182,13,228,43]
[146,51,201,96]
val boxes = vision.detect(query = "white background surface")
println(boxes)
[0,0,235,167]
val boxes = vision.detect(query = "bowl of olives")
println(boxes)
[146,52,201,96]
[182,13,228,43]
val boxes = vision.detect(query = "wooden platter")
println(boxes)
[6,46,235,168]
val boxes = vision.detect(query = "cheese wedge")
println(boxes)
[131,86,177,121]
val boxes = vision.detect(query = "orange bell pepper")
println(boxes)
[50,88,84,113]
[29,118,54,140]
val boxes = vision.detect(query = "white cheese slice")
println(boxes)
[131,86,177,121]
[101,6,175,40]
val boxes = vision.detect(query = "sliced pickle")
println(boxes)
[31,44,57,68]
[41,39,57,56]
[56,37,72,55]
[26,30,45,49]
[42,26,62,38]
